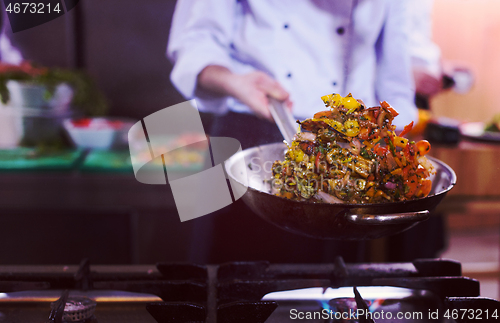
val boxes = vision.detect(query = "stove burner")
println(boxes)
[0,258,497,323]
[49,294,96,322]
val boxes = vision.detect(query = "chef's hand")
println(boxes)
[198,65,292,121]
[413,67,442,97]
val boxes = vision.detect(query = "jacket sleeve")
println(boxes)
[375,0,418,129]
[167,0,237,113]
[408,0,441,77]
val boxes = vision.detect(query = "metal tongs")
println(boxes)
[47,290,69,323]
[268,97,297,144]
[353,287,376,323]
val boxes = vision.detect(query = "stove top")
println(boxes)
[0,258,497,323]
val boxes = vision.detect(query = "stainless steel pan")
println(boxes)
[224,142,456,240]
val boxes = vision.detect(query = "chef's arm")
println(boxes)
[168,0,291,118]
[167,0,237,114]
[197,65,291,121]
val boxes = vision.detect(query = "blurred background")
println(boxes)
[0,0,498,299]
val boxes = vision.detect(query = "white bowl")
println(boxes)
[63,117,135,150]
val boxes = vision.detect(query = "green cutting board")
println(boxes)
[80,150,134,173]
[80,150,204,173]
[0,148,83,170]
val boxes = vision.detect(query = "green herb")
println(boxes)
[387,138,396,155]
[360,147,373,160]
[0,67,108,116]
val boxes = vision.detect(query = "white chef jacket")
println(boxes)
[408,0,441,78]
[167,0,418,129]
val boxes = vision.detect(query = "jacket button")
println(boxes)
[337,27,345,35]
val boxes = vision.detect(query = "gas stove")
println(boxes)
[0,258,497,322]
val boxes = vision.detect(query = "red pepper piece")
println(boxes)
[399,121,414,137]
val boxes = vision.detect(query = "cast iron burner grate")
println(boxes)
[0,258,498,323]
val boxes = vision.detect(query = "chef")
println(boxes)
[167,0,418,147]
[167,0,418,263]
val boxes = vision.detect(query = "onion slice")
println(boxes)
[350,138,361,155]
[418,156,434,174]
[385,151,398,171]
[295,132,316,142]
[315,190,344,204]
[384,182,397,190]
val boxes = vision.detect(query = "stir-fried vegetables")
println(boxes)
[271,93,434,204]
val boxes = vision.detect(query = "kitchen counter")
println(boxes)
[0,148,203,209]
[430,140,500,229]
[0,172,175,209]
[0,149,200,265]
[431,140,500,196]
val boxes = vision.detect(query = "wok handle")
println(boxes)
[346,210,430,225]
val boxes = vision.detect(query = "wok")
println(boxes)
[224,142,456,240]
